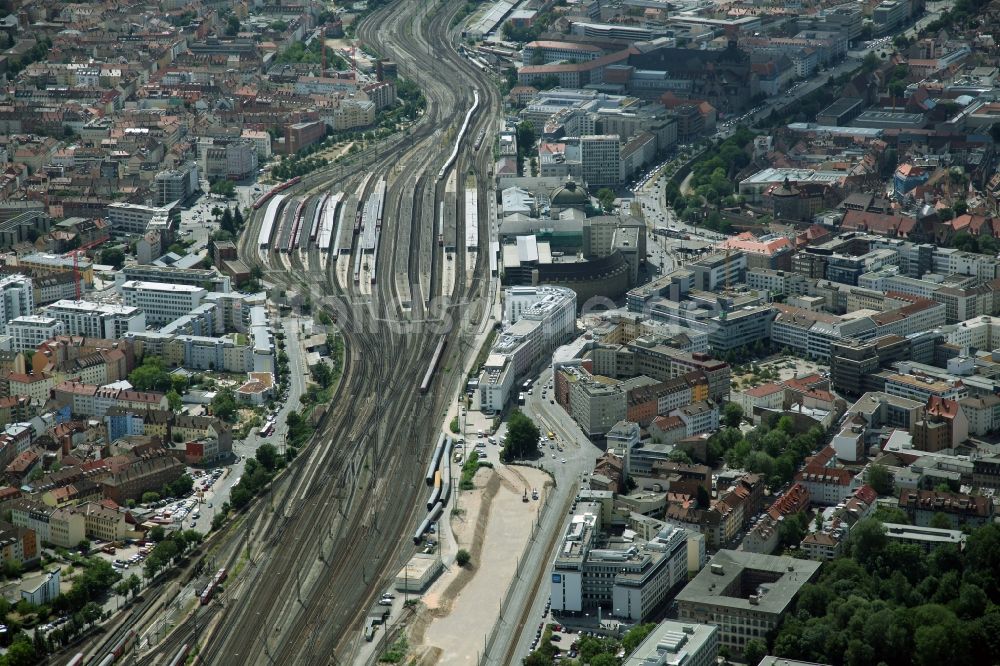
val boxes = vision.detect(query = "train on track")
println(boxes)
[418,338,447,394]
[70,628,136,666]
[251,176,302,210]
[200,567,228,605]
[415,436,452,543]
[473,128,486,151]
[437,89,480,182]
[166,643,191,666]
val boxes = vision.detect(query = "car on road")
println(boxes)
[561,458,566,463]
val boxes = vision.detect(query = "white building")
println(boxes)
[624,621,719,666]
[503,285,576,346]
[43,300,147,339]
[8,316,65,352]
[120,280,207,326]
[106,202,176,235]
[551,504,688,622]
[0,274,34,334]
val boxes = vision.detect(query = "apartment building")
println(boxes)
[0,274,34,335]
[898,489,993,528]
[7,316,65,352]
[120,281,207,326]
[11,500,85,548]
[676,551,821,656]
[43,300,146,339]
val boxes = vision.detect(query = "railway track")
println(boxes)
[127,0,502,663]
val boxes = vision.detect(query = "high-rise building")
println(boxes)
[0,274,34,334]
[581,134,621,187]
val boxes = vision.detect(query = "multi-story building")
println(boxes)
[882,522,966,552]
[199,137,258,181]
[624,622,718,666]
[873,0,910,33]
[11,500,85,548]
[6,372,55,405]
[7,316,65,352]
[0,274,34,335]
[567,370,627,438]
[18,253,94,286]
[153,162,200,206]
[106,202,178,235]
[240,129,272,159]
[0,521,37,567]
[676,551,821,656]
[120,281,207,326]
[43,300,146,339]
[522,40,603,65]
[669,400,719,436]
[117,265,231,293]
[581,134,621,187]
[688,252,747,292]
[897,489,993,528]
[551,505,689,621]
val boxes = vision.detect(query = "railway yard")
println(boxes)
[70,0,503,664]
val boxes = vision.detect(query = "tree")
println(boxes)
[929,512,952,530]
[848,518,887,567]
[129,356,172,392]
[722,402,744,429]
[100,247,125,269]
[77,539,91,553]
[220,208,235,234]
[211,388,239,422]
[127,573,141,598]
[667,448,692,464]
[868,463,894,496]
[225,15,240,35]
[456,549,471,567]
[596,188,616,213]
[500,409,540,461]
[142,492,161,505]
[743,639,768,665]
[622,624,657,654]
[255,443,281,472]
[149,525,166,542]
[311,362,334,388]
[166,389,182,411]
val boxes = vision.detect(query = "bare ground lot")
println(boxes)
[409,464,551,664]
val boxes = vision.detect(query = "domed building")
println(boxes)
[550,179,591,214]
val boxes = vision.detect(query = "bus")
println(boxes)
[259,419,275,438]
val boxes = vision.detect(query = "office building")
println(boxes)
[106,202,179,235]
[623,621,718,666]
[551,505,689,621]
[153,162,200,206]
[7,316,65,352]
[43,300,147,339]
[581,134,621,187]
[120,281,207,326]
[676,550,821,655]
[688,252,747,292]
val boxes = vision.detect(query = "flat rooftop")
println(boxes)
[676,550,821,615]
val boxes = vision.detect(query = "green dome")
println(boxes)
[551,179,589,206]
